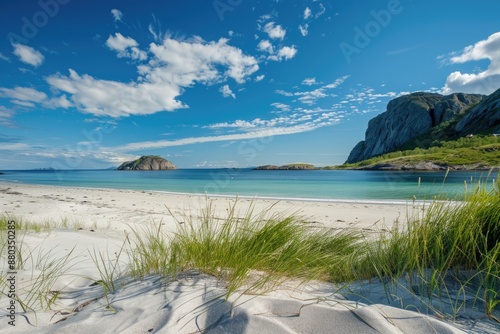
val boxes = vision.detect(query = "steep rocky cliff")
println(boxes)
[346,92,484,163]
[117,156,177,170]
[455,88,500,135]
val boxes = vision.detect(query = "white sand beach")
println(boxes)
[0,182,498,333]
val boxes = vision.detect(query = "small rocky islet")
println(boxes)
[116,155,177,170]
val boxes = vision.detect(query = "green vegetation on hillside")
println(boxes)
[338,135,500,169]
[128,155,163,169]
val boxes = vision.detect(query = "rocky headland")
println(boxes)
[346,92,485,163]
[343,88,500,170]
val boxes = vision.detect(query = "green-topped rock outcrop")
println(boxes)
[117,156,177,170]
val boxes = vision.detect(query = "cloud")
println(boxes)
[3,36,259,118]
[387,45,421,56]
[109,105,345,153]
[0,86,72,109]
[0,143,31,151]
[263,22,286,40]
[106,33,147,61]
[205,109,342,133]
[302,78,319,86]
[255,74,265,82]
[0,106,15,126]
[148,37,259,84]
[111,9,123,22]
[12,44,44,67]
[258,14,272,23]
[277,75,350,105]
[304,7,312,20]
[275,89,293,97]
[315,3,326,18]
[110,125,320,152]
[0,141,138,168]
[46,69,185,117]
[219,84,236,99]
[299,24,309,37]
[257,39,274,53]
[257,39,296,62]
[148,14,164,43]
[276,46,297,60]
[106,33,137,51]
[0,53,10,62]
[441,32,500,95]
[0,87,47,103]
[271,102,291,112]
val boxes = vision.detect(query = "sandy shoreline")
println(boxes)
[1,182,498,333]
[0,181,408,234]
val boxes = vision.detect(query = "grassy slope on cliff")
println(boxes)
[337,135,500,169]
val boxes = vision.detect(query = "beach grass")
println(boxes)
[126,184,500,320]
[1,181,499,322]
[128,201,364,295]
[356,179,500,320]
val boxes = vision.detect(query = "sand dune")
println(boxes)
[0,182,498,333]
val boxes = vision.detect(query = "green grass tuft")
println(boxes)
[128,201,364,295]
[357,181,500,320]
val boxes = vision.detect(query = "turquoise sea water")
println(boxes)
[0,169,497,202]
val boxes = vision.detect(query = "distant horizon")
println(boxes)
[1,163,333,171]
[1,0,499,169]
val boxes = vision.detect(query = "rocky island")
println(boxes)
[254,164,318,170]
[116,155,177,170]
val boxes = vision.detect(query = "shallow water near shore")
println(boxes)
[0,169,497,201]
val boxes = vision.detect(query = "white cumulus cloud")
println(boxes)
[263,22,286,40]
[43,37,257,117]
[106,33,147,61]
[258,39,274,53]
[147,37,259,85]
[46,69,185,117]
[12,44,44,67]
[2,36,259,118]
[111,9,123,22]
[277,46,297,60]
[219,84,236,99]
[304,7,312,20]
[255,75,265,82]
[441,32,500,95]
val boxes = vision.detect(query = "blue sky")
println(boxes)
[1,0,499,169]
